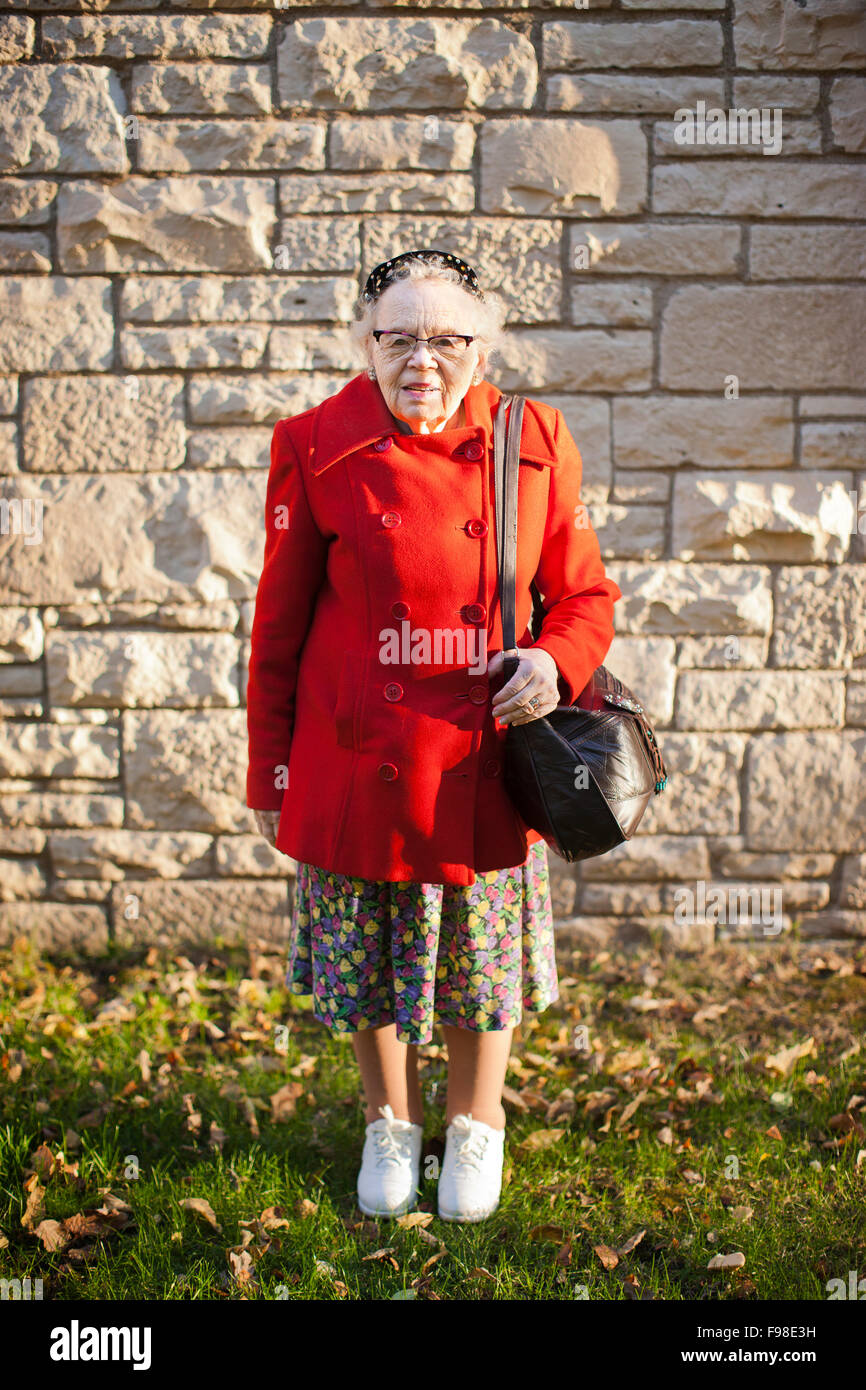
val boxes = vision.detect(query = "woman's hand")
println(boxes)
[252,809,280,846]
[488,646,561,725]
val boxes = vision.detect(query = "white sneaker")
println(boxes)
[357,1104,423,1217]
[438,1113,505,1223]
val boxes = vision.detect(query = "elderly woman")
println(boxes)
[246,248,621,1223]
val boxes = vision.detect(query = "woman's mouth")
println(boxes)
[403,384,440,396]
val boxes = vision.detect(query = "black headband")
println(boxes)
[363,248,483,302]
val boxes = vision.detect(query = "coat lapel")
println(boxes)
[309,372,559,475]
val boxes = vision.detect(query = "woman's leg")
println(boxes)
[440,1024,513,1131]
[351,1023,424,1127]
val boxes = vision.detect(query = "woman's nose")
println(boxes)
[407,340,438,367]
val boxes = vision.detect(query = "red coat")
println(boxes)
[246,371,622,886]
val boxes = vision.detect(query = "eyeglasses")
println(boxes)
[372,330,476,362]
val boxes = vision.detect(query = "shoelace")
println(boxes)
[449,1115,490,1174]
[371,1106,415,1170]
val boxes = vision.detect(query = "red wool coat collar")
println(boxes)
[309,372,560,476]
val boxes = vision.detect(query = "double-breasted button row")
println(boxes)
[469,684,488,705]
[374,436,393,452]
[381,510,401,528]
[391,600,410,619]
[378,762,399,780]
[462,602,487,624]
[383,682,403,702]
[463,441,485,460]
[465,518,488,538]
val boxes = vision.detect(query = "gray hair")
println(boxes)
[348,252,508,368]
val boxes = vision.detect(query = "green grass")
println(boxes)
[1,932,864,1301]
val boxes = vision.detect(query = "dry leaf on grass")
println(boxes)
[765,1037,817,1077]
[396,1211,433,1230]
[593,1244,619,1271]
[270,1081,305,1122]
[708,1251,746,1270]
[516,1127,566,1155]
[179,1197,221,1232]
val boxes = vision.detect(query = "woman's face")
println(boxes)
[366,279,487,434]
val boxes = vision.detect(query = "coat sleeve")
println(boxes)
[246,419,329,811]
[527,408,622,705]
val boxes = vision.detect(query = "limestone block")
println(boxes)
[23,374,185,472]
[750,226,866,280]
[605,561,773,635]
[215,834,295,878]
[677,635,769,669]
[137,119,325,173]
[0,791,124,829]
[494,329,652,392]
[0,471,267,606]
[481,118,647,216]
[745,732,866,851]
[671,470,855,562]
[0,178,56,225]
[660,286,866,390]
[0,607,42,661]
[733,1,866,71]
[45,631,241,708]
[188,373,347,426]
[638,733,746,836]
[0,277,112,371]
[612,472,669,505]
[800,422,866,469]
[798,911,866,939]
[329,117,475,169]
[654,162,866,219]
[541,394,611,499]
[121,272,355,322]
[0,63,127,174]
[590,502,666,559]
[123,708,248,832]
[732,76,820,112]
[0,722,117,778]
[711,843,836,879]
[43,15,272,60]
[830,77,866,152]
[50,829,213,879]
[772,566,866,669]
[0,16,34,62]
[840,855,866,909]
[0,902,108,954]
[131,62,272,116]
[112,878,289,950]
[58,177,276,273]
[278,172,474,214]
[614,396,793,469]
[579,834,710,881]
[570,221,740,275]
[277,17,537,111]
[570,284,653,327]
[543,19,722,69]
[675,672,846,730]
[186,430,271,472]
[548,74,724,114]
[847,673,866,726]
[121,326,269,371]
[0,231,51,272]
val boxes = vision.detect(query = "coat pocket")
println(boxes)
[334,650,367,750]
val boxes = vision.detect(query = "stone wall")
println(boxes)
[0,1,864,955]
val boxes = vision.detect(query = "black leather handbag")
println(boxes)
[492,393,669,863]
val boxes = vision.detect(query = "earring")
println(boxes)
[367,366,377,380]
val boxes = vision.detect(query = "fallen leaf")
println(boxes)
[21,1180,45,1232]
[396,1211,434,1230]
[270,1081,305,1123]
[179,1197,221,1232]
[594,1244,619,1271]
[617,1229,646,1256]
[516,1127,566,1154]
[529,1224,567,1242]
[708,1251,746,1270]
[731,1205,753,1223]
[765,1037,816,1077]
[765,1124,783,1141]
[34,1218,71,1252]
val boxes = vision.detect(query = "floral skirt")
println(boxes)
[286,839,558,1045]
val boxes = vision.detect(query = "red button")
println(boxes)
[466,518,488,538]
[463,602,487,624]
[381,511,401,528]
[384,682,403,702]
[374,437,393,452]
[391,601,410,620]
[483,758,501,777]
[469,685,488,705]
[464,441,484,460]
[378,762,398,780]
